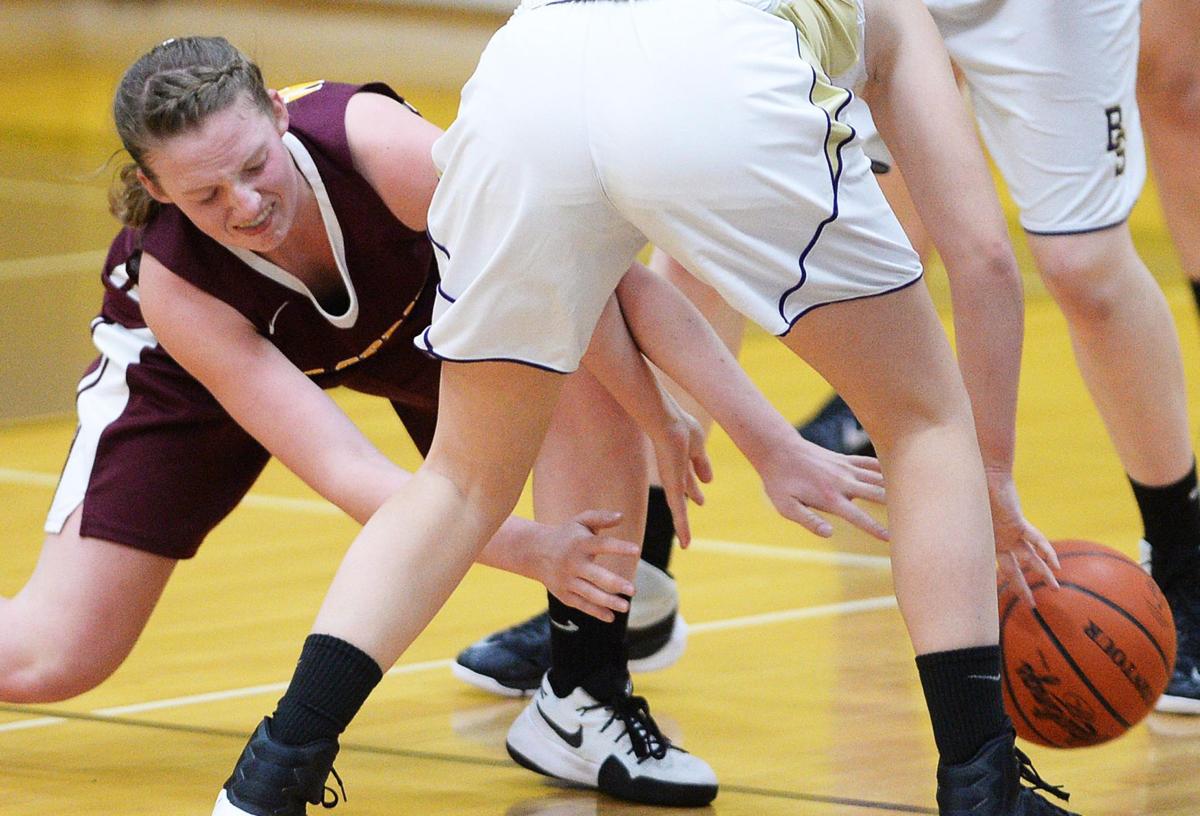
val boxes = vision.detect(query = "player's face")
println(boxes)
[140,90,299,253]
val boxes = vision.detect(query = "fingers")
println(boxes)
[1001,551,1037,608]
[666,488,692,548]
[781,501,833,538]
[693,449,714,484]
[578,554,637,596]
[846,455,882,473]
[1020,538,1061,591]
[573,509,624,534]
[832,498,890,542]
[852,466,885,488]
[1029,530,1061,571]
[848,479,886,506]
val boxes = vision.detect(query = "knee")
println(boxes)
[1036,244,1125,325]
[0,637,122,703]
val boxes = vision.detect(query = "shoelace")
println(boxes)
[320,766,346,810]
[1014,746,1069,803]
[586,694,672,763]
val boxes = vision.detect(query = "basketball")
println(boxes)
[998,539,1176,748]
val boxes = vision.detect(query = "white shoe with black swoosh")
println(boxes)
[506,674,717,806]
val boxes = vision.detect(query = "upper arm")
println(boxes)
[344,91,443,232]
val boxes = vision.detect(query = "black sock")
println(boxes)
[641,486,675,574]
[1190,279,1200,318]
[1129,464,1200,591]
[547,592,630,700]
[270,634,384,746]
[915,645,1007,766]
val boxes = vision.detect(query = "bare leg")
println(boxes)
[0,508,175,702]
[1139,0,1200,285]
[782,284,998,652]
[310,361,564,668]
[534,367,646,583]
[1028,226,1193,486]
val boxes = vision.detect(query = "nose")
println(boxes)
[231,184,262,220]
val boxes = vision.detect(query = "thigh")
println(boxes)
[939,0,1145,233]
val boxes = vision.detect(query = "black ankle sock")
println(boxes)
[547,592,630,700]
[915,645,1007,766]
[1190,279,1200,317]
[1129,464,1200,590]
[270,634,384,746]
[641,486,675,574]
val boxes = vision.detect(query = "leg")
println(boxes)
[507,368,718,806]
[1138,0,1200,291]
[1027,226,1192,486]
[782,285,997,652]
[0,508,175,702]
[313,361,564,665]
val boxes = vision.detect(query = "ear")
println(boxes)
[136,167,172,204]
[267,88,290,136]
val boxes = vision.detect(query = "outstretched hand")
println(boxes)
[758,436,889,541]
[537,510,641,622]
[988,470,1060,607]
[646,399,713,549]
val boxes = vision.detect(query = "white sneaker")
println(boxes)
[506,675,718,806]
[627,561,688,674]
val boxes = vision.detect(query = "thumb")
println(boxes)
[573,509,624,533]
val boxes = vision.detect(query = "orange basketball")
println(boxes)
[998,539,1176,748]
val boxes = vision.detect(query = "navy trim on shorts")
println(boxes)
[776,37,857,328]
[426,230,451,260]
[436,283,457,304]
[1023,213,1131,237]
[780,272,925,335]
[416,328,573,374]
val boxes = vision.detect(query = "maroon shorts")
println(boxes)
[46,321,436,560]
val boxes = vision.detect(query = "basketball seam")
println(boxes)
[1031,607,1132,730]
[1056,581,1173,672]
[999,594,1059,747]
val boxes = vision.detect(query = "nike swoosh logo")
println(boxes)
[536,703,583,748]
[968,674,1002,682]
[268,301,290,335]
[550,617,579,633]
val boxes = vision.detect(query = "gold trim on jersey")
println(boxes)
[301,276,430,377]
[278,80,326,104]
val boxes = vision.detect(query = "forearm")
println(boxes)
[614,264,794,470]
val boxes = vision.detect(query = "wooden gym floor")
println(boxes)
[1,3,1198,814]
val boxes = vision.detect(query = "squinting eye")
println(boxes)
[198,190,218,204]
[246,161,267,174]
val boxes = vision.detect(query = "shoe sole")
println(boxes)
[212,790,255,816]
[451,662,538,697]
[1156,693,1200,715]
[628,614,688,674]
[506,707,717,807]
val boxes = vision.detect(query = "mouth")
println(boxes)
[235,201,275,235]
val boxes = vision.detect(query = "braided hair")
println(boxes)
[109,36,273,228]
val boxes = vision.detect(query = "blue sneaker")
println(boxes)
[796,394,874,457]
[1139,540,1200,714]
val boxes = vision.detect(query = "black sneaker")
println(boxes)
[795,394,875,457]
[936,728,1077,816]
[1138,540,1200,714]
[453,563,686,697]
[212,717,345,816]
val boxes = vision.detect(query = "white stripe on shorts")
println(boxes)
[45,322,159,534]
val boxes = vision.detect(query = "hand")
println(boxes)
[535,510,641,621]
[757,436,889,541]
[646,396,713,548]
[987,469,1060,607]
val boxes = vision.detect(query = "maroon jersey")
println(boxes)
[101,81,439,414]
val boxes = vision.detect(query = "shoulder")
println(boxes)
[343,88,444,232]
